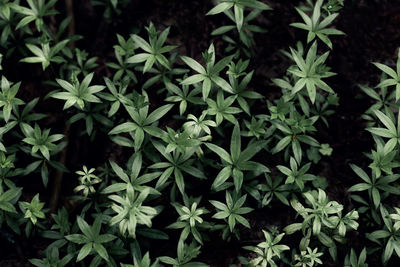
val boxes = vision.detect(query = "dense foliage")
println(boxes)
[0,0,399,266]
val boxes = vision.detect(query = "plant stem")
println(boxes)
[49,0,75,214]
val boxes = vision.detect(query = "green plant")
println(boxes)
[21,123,63,161]
[243,230,289,267]
[368,207,400,264]
[288,41,335,103]
[168,196,211,244]
[108,92,173,150]
[11,0,58,35]
[180,44,234,100]
[291,0,344,49]
[127,22,177,73]
[206,90,242,125]
[51,72,105,110]
[149,141,204,194]
[277,157,315,190]
[285,189,359,259]
[158,240,208,267]
[108,184,158,238]
[74,166,102,198]
[294,247,323,267]
[367,109,400,154]
[206,0,271,32]
[372,50,400,101]
[210,191,253,235]
[29,246,74,267]
[0,0,387,266]
[19,193,45,225]
[344,248,368,267]
[0,76,24,122]
[65,216,117,263]
[348,164,400,209]
[205,123,268,192]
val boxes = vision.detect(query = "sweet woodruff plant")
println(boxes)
[0,0,399,266]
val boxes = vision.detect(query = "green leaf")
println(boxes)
[372,187,381,208]
[109,161,130,183]
[232,168,243,192]
[77,216,92,238]
[77,243,92,262]
[211,25,236,35]
[156,166,174,188]
[175,168,185,194]
[367,127,394,138]
[131,34,152,53]
[212,76,234,93]
[212,166,232,190]
[284,223,302,234]
[101,183,127,194]
[230,124,241,163]
[238,141,265,163]
[369,230,391,240]
[180,56,205,74]
[373,62,398,79]
[317,232,335,247]
[240,0,272,10]
[206,2,234,15]
[56,79,75,92]
[348,183,370,192]
[273,136,291,153]
[292,139,302,163]
[181,74,205,85]
[93,243,109,261]
[144,104,174,125]
[138,228,169,240]
[212,55,234,74]
[126,53,149,64]
[374,109,396,135]
[234,5,244,31]
[350,164,371,184]
[202,77,212,100]
[383,239,394,264]
[205,143,232,164]
[159,257,178,265]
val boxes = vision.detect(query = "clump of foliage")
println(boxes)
[1,0,399,266]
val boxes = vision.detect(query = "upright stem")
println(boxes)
[49,0,75,214]
[65,0,76,47]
